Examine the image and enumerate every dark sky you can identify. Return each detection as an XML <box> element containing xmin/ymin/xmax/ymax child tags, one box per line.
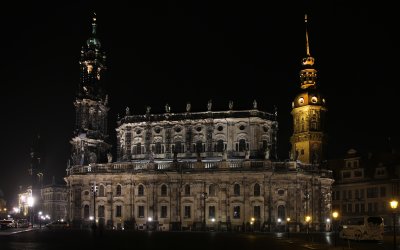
<box><xmin>0</xmin><ymin>1</ymin><xmax>399</xmax><ymax>204</ymax></box>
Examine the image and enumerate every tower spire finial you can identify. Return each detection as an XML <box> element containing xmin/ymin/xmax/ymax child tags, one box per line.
<box><xmin>305</xmin><ymin>14</ymin><xmax>310</xmax><ymax>56</ymax></box>
<box><xmin>92</xmin><ymin>12</ymin><xmax>97</xmax><ymax>35</ymax></box>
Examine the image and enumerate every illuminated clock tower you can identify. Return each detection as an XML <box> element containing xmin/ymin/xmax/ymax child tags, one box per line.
<box><xmin>290</xmin><ymin>15</ymin><xmax>327</xmax><ymax>165</ymax></box>
<box><xmin>70</xmin><ymin>13</ymin><xmax>111</xmax><ymax>166</ymax></box>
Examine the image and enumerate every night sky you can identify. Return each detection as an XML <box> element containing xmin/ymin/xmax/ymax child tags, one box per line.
<box><xmin>0</xmin><ymin>1</ymin><xmax>399</xmax><ymax>204</ymax></box>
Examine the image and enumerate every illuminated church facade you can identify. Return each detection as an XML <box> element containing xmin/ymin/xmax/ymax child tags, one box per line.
<box><xmin>65</xmin><ymin>15</ymin><xmax>333</xmax><ymax>231</ymax></box>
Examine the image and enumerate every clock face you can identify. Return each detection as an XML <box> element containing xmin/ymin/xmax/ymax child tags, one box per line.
<box><xmin>311</xmin><ymin>96</ymin><xmax>318</xmax><ymax>103</ymax></box>
<box><xmin>298</xmin><ymin>97</ymin><xmax>304</xmax><ymax>105</ymax></box>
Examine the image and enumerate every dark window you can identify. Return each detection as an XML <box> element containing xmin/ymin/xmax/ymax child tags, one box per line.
<box><xmin>254</xmin><ymin>183</ymin><xmax>261</xmax><ymax>196</ymax></box>
<box><xmin>161</xmin><ymin>184</ymin><xmax>167</xmax><ymax>196</ymax></box>
<box><xmin>360</xmin><ymin>204</ymin><xmax>365</xmax><ymax>213</ymax></box>
<box><xmin>239</xmin><ymin>139</ymin><xmax>246</xmax><ymax>152</ymax></box>
<box><xmin>209</xmin><ymin>206</ymin><xmax>215</xmax><ymax>219</ymax></box>
<box><xmin>99</xmin><ymin>185</ymin><xmax>105</xmax><ymax>197</ymax></box>
<box><xmin>155</xmin><ymin>142</ymin><xmax>162</xmax><ymax>154</ymax></box>
<box><xmin>84</xmin><ymin>205</ymin><xmax>90</xmax><ymax>219</ymax></box>
<box><xmin>136</xmin><ymin>143</ymin><xmax>142</xmax><ymax>154</ymax></box>
<box><xmin>175</xmin><ymin>127</ymin><xmax>181</xmax><ymax>133</ymax></box>
<box><xmin>116</xmin><ymin>185</ymin><xmax>122</xmax><ymax>196</ymax></box>
<box><xmin>239</xmin><ymin>125</ymin><xmax>245</xmax><ymax>130</ymax></box>
<box><xmin>254</xmin><ymin>206</ymin><xmax>261</xmax><ymax>219</ymax></box>
<box><xmin>196</xmin><ymin>141</ymin><xmax>203</xmax><ymax>153</ymax></box>
<box><xmin>342</xmin><ymin>171</ymin><xmax>351</xmax><ymax>178</ymax></box>
<box><xmin>175</xmin><ymin>141</ymin><xmax>183</xmax><ymax>153</ymax></box>
<box><xmin>277</xmin><ymin>205</ymin><xmax>285</xmax><ymax>219</ymax></box>
<box><xmin>354</xmin><ymin>170</ymin><xmax>362</xmax><ymax>177</ymax></box>
<box><xmin>196</xmin><ymin>127</ymin><xmax>202</xmax><ymax>132</ymax></box>
<box><xmin>161</xmin><ymin>206</ymin><xmax>167</xmax><ymax>218</ymax></box>
<box><xmin>209</xmin><ymin>184</ymin><xmax>216</xmax><ymax>197</ymax></box>
<box><xmin>216</xmin><ymin>140</ymin><xmax>224</xmax><ymax>152</ymax></box>
<box><xmin>116</xmin><ymin>205</ymin><xmax>122</xmax><ymax>217</ymax></box>
<box><xmin>233</xmin><ymin>206</ymin><xmax>240</xmax><ymax>219</ymax></box>
<box><xmin>184</xmin><ymin>185</ymin><xmax>190</xmax><ymax>196</ymax></box>
<box><xmin>360</xmin><ymin>189</ymin><xmax>364</xmax><ymax>199</ymax></box>
<box><xmin>355</xmin><ymin>204</ymin><xmax>360</xmax><ymax>213</ymax></box>
<box><xmin>138</xmin><ymin>185</ymin><xmax>144</xmax><ymax>196</ymax></box>
<box><xmin>278</xmin><ymin>189</ymin><xmax>285</xmax><ymax>196</ymax></box>
<box><xmin>234</xmin><ymin>184</ymin><xmax>240</xmax><ymax>196</ymax></box>
<box><xmin>184</xmin><ymin>206</ymin><xmax>191</xmax><ymax>218</ymax></box>
<box><xmin>138</xmin><ymin>206</ymin><xmax>144</xmax><ymax>218</ymax></box>
<box><xmin>380</xmin><ymin>187</ymin><xmax>386</xmax><ymax>197</ymax></box>
<box><xmin>301</xmin><ymin>149</ymin><xmax>304</xmax><ymax>155</ymax></box>
<box><xmin>98</xmin><ymin>205</ymin><xmax>105</xmax><ymax>218</ymax></box>
<box><xmin>217</xmin><ymin>126</ymin><xmax>223</xmax><ymax>131</ymax></box>
<box><xmin>367</xmin><ymin>187</ymin><xmax>378</xmax><ymax>198</ymax></box>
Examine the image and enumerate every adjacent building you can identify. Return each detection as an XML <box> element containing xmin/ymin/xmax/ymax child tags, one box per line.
<box><xmin>65</xmin><ymin>15</ymin><xmax>334</xmax><ymax>231</ymax></box>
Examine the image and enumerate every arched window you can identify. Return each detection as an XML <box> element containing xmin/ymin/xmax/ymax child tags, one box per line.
<box><xmin>209</xmin><ymin>184</ymin><xmax>216</xmax><ymax>196</ymax></box>
<box><xmin>136</xmin><ymin>143</ymin><xmax>142</xmax><ymax>155</ymax></box>
<box><xmin>254</xmin><ymin>183</ymin><xmax>261</xmax><ymax>196</ymax></box>
<box><xmin>196</xmin><ymin>141</ymin><xmax>203</xmax><ymax>153</ymax></box>
<box><xmin>277</xmin><ymin>205</ymin><xmax>285</xmax><ymax>220</ymax></box>
<box><xmin>175</xmin><ymin>141</ymin><xmax>183</xmax><ymax>153</ymax></box>
<box><xmin>99</xmin><ymin>185</ymin><xmax>105</xmax><ymax>197</ymax></box>
<box><xmin>184</xmin><ymin>184</ymin><xmax>190</xmax><ymax>196</ymax></box>
<box><xmin>98</xmin><ymin>205</ymin><xmax>105</xmax><ymax>218</ymax></box>
<box><xmin>116</xmin><ymin>184</ymin><xmax>122</xmax><ymax>196</ymax></box>
<box><xmin>84</xmin><ymin>204</ymin><xmax>90</xmax><ymax>219</ymax></box>
<box><xmin>138</xmin><ymin>184</ymin><xmax>144</xmax><ymax>196</ymax></box>
<box><xmin>216</xmin><ymin>140</ymin><xmax>224</xmax><ymax>152</ymax></box>
<box><xmin>161</xmin><ymin>184</ymin><xmax>167</xmax><ymax>196</ymax></box>
<box><xmin>155</xmin><ymin>142</ymin><xmax>162</xmax><ymax>154</ymax></box>
<box><xmin>239</xmin><ymin>139</ymin><xmax>246</xmax><ymax>152</ymax></box>
<box><xmin>234</xmin><ymin>184</ymin><xmax>240</xmax><ymax>196</ymax></box>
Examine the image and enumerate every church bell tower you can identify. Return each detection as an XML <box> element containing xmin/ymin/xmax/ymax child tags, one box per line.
<box><xmin>70</xmin><ymin>13</ymin><xmax>111</xmax><ymax>166</ymax></box>
<box><xmin>290</xmin><ymin>15</ymin><xmax>327</xmax><ymax>165</ymax></box>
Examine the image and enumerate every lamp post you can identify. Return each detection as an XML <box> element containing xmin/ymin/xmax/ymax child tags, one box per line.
<box><xmin>38</xmin><ymin>211</ymin><xmax>42</xmax><ymax>229</ymax></box>
<box><xmin>27</xmin><ymin>197</ymin><xmax>34</xmax><ymax>227</ymax></box>
<box><xmin>332</xmin><ymin>211</ymin><xmax>339</xmax><ymax>247</ymax></box>
<box><xmin>390</xmin><ymin>200</ymin><xmax>398</xmax><ymax>250</ymax></box>
<box><xmin>305</xmin><ymin>216</ymin><xmax>311</xmax><ymax>237</ymax></box>
<box><xmin>201</xmin><ymin>192</ymin><xmax>208</xmax><ymax>231</ymax></box>
<box><xmin>286</xmin><ymin>217</ymin><xmax>291</xmax><ymax>238</ymax></box>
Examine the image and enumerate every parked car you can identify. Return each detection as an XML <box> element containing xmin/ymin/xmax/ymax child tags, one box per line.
<box><xmin>45</xmin><ymin>220</ymin><xmax>69</xmax><ymax>229</ymax></box>
<box><xmin>16</xmin><ymin>219</ymin><xmax>30</xmax><ymax>228</ymax></box>
<box><xmin>0</xmin><ymin>219</ymin><xmax>15</xmax><ymax>230</ymax></box>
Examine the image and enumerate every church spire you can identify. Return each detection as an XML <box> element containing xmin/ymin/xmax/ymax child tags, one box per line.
<box><xmin>299</xmin><ymin>14</ymin><xmax>317</xmax><ymax>89</ymax></box>
<box><xmin>91</xmin><ymin>12</ymin><xmax>97</xmax><ymax>36</ymax></box>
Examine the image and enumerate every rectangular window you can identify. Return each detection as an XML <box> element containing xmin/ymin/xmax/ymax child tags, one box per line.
<box><xmin>355</xmin><ymin>190</ymin><xmax>359</xmax><ymax>199</ymax></box>
<box><xmin>208</xmin><ymin>206</ymin><xmax>215</xmax><ymax>219</ymax></box>
<box><xmin>161</xmin><ymin>206</ymin><xmax>167</xmax><ymax>218</ymax></box>
<box><xmin>116</xmin><ymin>205</ymin><xmax>122</xmax><ymax>217</ymax></box>
<box><xmin>342</xmin><ymin>190</ymin><xmax>347</xmax><ymax>200</ymax></box>
<box><xmin>360</xmin><ymin>204</ymin><xmax>365</xmax><ymax>213</ymax></box>
<box><xmin>138</xmin><ymin>205</ymin><xmax>144</xmax><ymax>218</ymax></box>
<box><xmin>380</xmin><ymin>187</ymin><xmax>386</xmax><ymax>197</ymax></box>
<box><xmin>360</xmin><ymin>189</ymin><xmax>364</xmax><ymax>199</ymax></box>
<box><xmin>233</xmin><ymin>206</ymin><xmax>240</xmax><ymax>219</ymax></box>
<box><xmin>368</xmin><ymin>203</ymin><xmax>372</xmax><ymax>212</ymax></box>
<box><xmin>367</xmin><ymin>187</ymin><xmax>378</xmax><ymax>198</ymax></box>
<box><xmin>254</xmin><ymin>206</ymin><xmax>261</xmax><ymax>219</ymax></box>
<box><xmin>348</xmin><ymin>190</ymin><xmax>352</xmax><ymax>199</ymax></box>
<box><xmin>347</xmin><ymin>204</ymin><xmax>352</xmax><ymax>213</ymax></box>
<box><xmin>355</xmin><ymin>204</ymin><xmax>359</xmax><ymax>213</ymax></box>
<box><xmin>184</xmin><ymin>206</ymin><xmax>191</xmax><ymax>218</ymax></box>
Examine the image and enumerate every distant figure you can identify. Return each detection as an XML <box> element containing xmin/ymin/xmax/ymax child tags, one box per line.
<box><xmin>146</xmin><ymin>106</ymin><xmax>151</xmax><ymax>114</ymax></box>
<box><xmin>253</xmin><ymin>99</ymin><xmax>257</xmax><ymax>109</ymax></box>
<box><xmin>89</xmin><ymin>152</ymin><xmax>97</xmax><ymax>164</ymax></box>
<box><xmin>207</xmin><ymin>100</ymin><xmax>212</xmax><ymax>111</ymax></box>
<box><xmin>186</xmin><ymin>102</ymin><xmax>191</xmax><ymax>112</ymax></box>
<box><xmin>126</xmin><ymin>107</ymin><xmax>130</xmax><ymax>116</ymax></box>
<box><xmin>229</xmin><ymin>100</ymin><xmax>234</xmax><ymax>110</ymax></box>
<box><xmin>165</xmin><ymin>103</ymin><xmax>171</xmax><ymax>113</ymax></box>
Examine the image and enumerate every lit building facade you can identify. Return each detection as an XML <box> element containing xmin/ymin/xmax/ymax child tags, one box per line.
<box><xmin>65</xmin><ymin>15</ymin><xmax>334</xmax><ymax>231</ymax></box>
<box><xmin>40</xmin><ymin>183</ymin><xmax>68</xmax><ymax>221</ymax></box>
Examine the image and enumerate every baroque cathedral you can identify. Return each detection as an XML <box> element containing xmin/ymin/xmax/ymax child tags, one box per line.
<box><xmin>65</xmin><ymin>15</ymin><xmax>333</xmax><ymax>231</ymax></box>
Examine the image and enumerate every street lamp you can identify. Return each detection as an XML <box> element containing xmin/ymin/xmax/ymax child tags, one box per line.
<box><xmin>27</xmin><ymin>197</ymin><xmax>34</xmax><ymax>227</ymax></box>
<box><xmin>286</xmin><ymin>217</ymin><xmax>291</xmax><ymax>238</ymax></box>
<box><xmin>38</xmin><ymin>211</ymin><xmax>42</xmax><ymax>228</ymax></box>
<box><xmin>332</xmin><ymin>211</ymin><xmax>339</xmax><ymax>247</ymax></box>
<box><xmin>390</xmin><ymin>200</ymin><xmax>398</xmax><ymax>250</ymax></box>
<box><xmin>305</xmin><ymin>216</ymin><xmax>311</xmax><ymax>234</ymax></box>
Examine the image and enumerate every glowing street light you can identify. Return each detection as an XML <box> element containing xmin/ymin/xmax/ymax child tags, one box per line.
<box><xmin>332</xmin><ymin>211</ymin><xmax>339</xmax><ymax>247</ymax></box>
<box><xmin>390</xmin><ymin>200</ymin><xmax>398</xmax><ymax>250</ymax></box>
<box><xmin>305</xmin><ymin>216</ymin><xmax>311</xmax><ymax>235</ymax></box>
<box><xmin>286</xmin><ymin>217</ymin><xmax>291</xmax><ymax>238</ymax></box>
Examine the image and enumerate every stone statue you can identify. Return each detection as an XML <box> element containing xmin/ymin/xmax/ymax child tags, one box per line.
<box><xmin>146</xmin><ymin>106</ymin><xmax>151</xmax><ymax>115</ymax></box>
<box><xmin>89</xmin><ymin>152</ymin><xmax>97</xmax><ymax>164</ymax></box>
<box><xmin>253</xmin><ymin>99</ymin><xmax>257</xmax><ymax>109</ymax></box>
<box><xmin>165</xmin><ymin>103</ymin><xmax>171</xmax><ymax>113</ymax></box>
<box><xmin>126</xmin><ymin>107</ymin><xmax>130</xmax><ymax>116</ymax></box>
<box><xmin>245</xmin><ymin>150</ymin><xmax>250</xmax><ymax>160</ymax></box>
<box><xmin>274</xmin><ymin>105</ymin><xmax>278</xmax><ymax>116</ymax></box>
<box><xmin>107</xmin><ymin>152</ymin><xmax>113</xmax><ymax>163</ymax></box>
<box><xmin>265</xmin><ymin>148</ymin><xmax>270</xmax><ymax>160</ymax></box>
<box><xmin>207</xmin><ymin>100</ymin><xmax>212</xmax><ymax>111</ymax></box>
<box><xmin>229</xmin><ymin>100</ymin><xmax>233</xmax><ymax>110</ymax></box>
<box><xmin>222</xmin><ymin>149</ymin><xmax>228</xmax><ymax>161</ymax></box>
<box><xmin>186</xmin><ymin>102</ymin><xmax>191</xmax><ymax>112</ymax></box>
<box><xmin>149</xmin><ymin>151</ymin><xmax>155</xmax><ymax>163</ymax></box>
<box><xmin>173</xmin><ymin>151</ymin><xmax>178</xmax><ymax>162</ymax></box>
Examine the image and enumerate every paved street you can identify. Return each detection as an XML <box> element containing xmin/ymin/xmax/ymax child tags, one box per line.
<box><xmin>0</xmin><ymin>228</ymin><xmax>395</xmax><ymax>250</ymax></box>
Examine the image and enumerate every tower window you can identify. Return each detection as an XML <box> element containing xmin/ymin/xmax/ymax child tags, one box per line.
<box><xmin>238</xmin><ymin>139</ymin><xmax>246</xmax><ymax>152</ymax></box>
<box><xmin>301</xmin><ymin>149</ymin><xmax>304</xmax><ymax>155</ymax></box>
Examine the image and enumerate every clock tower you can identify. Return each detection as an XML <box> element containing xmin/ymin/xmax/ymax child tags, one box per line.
<box><xmin>290</xmin><ymin>15</ymin><xmax>327</xmax><ymax>165</ymax></box>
